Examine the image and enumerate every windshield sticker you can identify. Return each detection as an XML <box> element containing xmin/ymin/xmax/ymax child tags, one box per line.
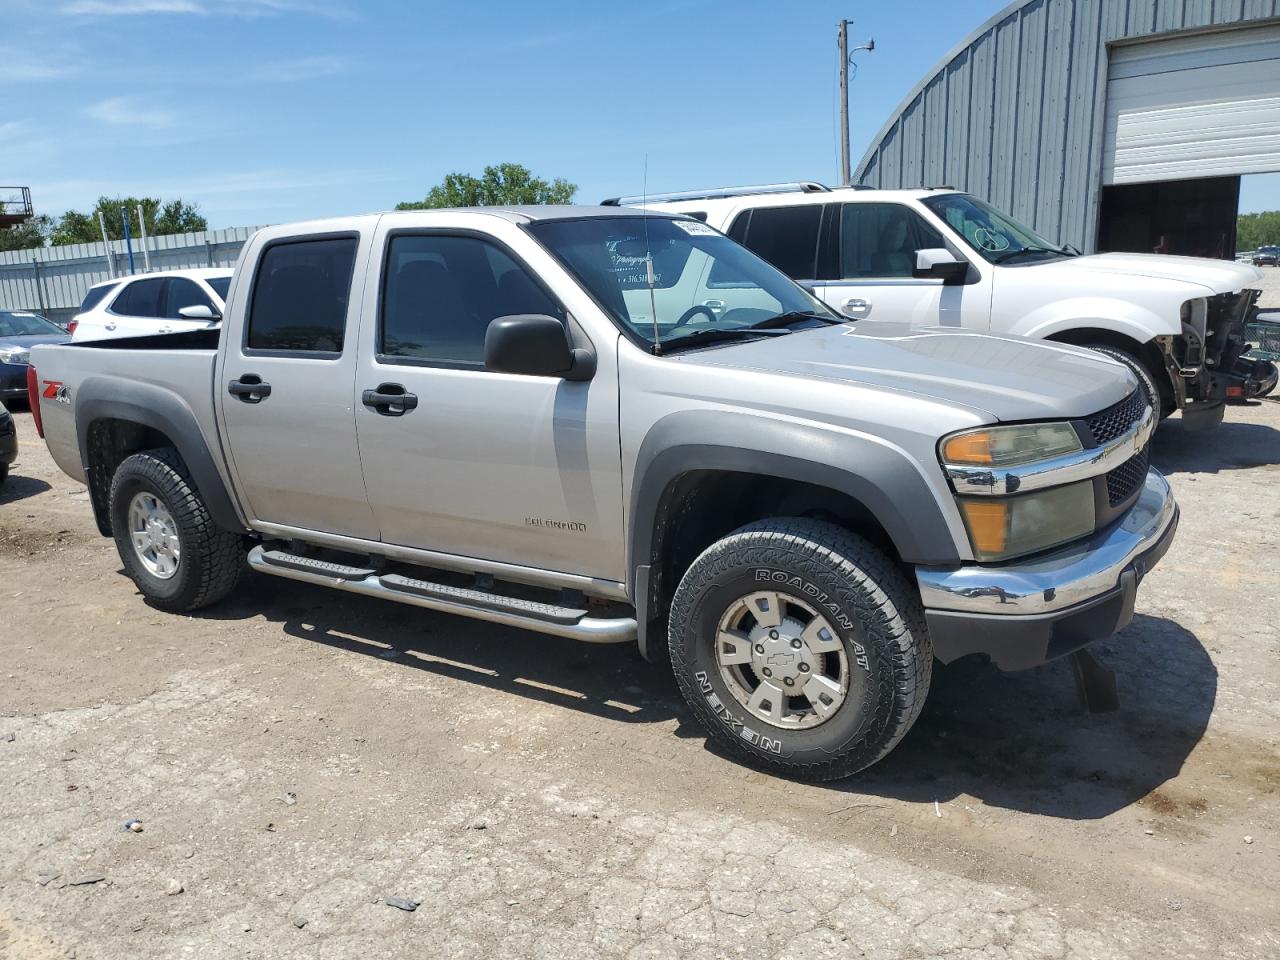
<box><xmin>673</xmin><ymin>220</ymin><xmax>717</xmax><ymax>236</ymax></box>
<box><xmin>972</xmin><ymin>228</ymin><xmax>1010</xmax><ymax>252</ymax></box>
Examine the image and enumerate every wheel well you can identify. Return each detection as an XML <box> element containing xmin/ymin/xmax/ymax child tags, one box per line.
<box><xmin>1045</xmin><ymin>327</ymin><xmax>1174</xmax><ymax>411</ymax></box>
<box><xmin>643</xmin><ymin>471</ymin><xmax>901</xmax><ymax>650</ymax></box>
<box><xmin>84</xmin><ymin>418</ymin><xmax>177</xmax><ymax>536</ymax></box>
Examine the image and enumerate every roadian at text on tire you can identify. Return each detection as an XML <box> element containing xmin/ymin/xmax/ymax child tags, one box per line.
<box><xmin>29</xmin><ymin>205</ymin><xmax>1178</xmax><ymax>779</ymax></box>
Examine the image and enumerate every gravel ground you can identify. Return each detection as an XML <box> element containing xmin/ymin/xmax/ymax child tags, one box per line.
<box><xmin>1251</xmin><ymin>264</ymin><xmax>1280</xmax><ymax>308</ymax></box>
<box><xmin>1</xmin><ymin>401</ymin><xmax>1278</xmax><ymax>960</ymax></box>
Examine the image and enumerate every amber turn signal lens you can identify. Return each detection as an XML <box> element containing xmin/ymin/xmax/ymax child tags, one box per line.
<box><xmin>942</xmin><ymin>431</ymin><xmax>993</xmax><ymax>465</ymax></box>
<box><xmin>958</xmin><ymin>500</ymin><xmax>1008</xmax><ymax>556</ymax></box>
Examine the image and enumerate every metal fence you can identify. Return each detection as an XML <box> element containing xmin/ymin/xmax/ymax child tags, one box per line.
<box><xmin>0</xmin><ymin>226</ymin><xmax>262</xmax><ymax>326</ymax></box>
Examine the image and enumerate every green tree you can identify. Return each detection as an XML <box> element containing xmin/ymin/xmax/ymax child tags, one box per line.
<box><xmin>49</xmin><ymin>196</ymin><xmax>208</xmax><ymax>246</ymax></box>
<box><xmin>0</xmin><ymin>215</ymin><xmax>52</xmax><ymax>252</ymax></box>
<box><xmin>1237</xmin><ymin>210</ymin><xmax>1280</xmax><ymax>252</ymax></box>
<box><xmin>396</xmin><ymin>163</ymin><xmax>576</xmax><ymax>210</ymax></box>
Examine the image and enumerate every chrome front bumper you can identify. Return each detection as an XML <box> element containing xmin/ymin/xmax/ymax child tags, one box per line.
<box><xmin>916</xmin><ymin>470</ymin><xmax>1178</xmax><ymax>670</ymax></box>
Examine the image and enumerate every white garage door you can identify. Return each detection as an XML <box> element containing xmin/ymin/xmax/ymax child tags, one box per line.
<box><xmin>1104</xmin><ymin>23</ymin><xmax>1280</xmax><ymax>185</ymax></box>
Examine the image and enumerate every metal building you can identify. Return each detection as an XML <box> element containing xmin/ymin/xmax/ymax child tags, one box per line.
<box><xmin>855</xmin><ymin>0</ymin><xmax>1280</xmax><ymax>256</ymax></box>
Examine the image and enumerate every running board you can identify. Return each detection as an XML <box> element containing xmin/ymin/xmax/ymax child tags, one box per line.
<box><xmin>259</xmin><ymin>550</ymin><xmax>375</xmax><ymax>580</ymax></box>
<box><xmin>247</xmin><ymin>546</ymin><xmax>635</xmax><ymax>644</ymax></box>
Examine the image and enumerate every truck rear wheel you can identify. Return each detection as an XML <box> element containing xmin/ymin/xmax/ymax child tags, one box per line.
<box><xmin>109</xmin><ymin>448</ymin><xmax>242</xmax><ymax>612</ymax></box>
<box><xmin>668</xmin><ymin>518</ymin><xmax>931</xmax><ymax>781</ymax></box>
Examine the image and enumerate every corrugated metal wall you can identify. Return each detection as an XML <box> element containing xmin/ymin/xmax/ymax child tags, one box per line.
<box><xmin>854</xmin><ymin>0</ymin><xmax>1280</xmax><ymax>252</ymax></box>
<box><xmin>0</xmin><ymin>226</ymin><xmax>260</xmax><ymax>324</ymax></box>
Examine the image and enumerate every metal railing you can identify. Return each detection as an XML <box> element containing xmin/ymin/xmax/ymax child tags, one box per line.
<box><xmin>0</xmin><ymin>187</ymin><xmax>34</xmax><ymax>222</ymax></box>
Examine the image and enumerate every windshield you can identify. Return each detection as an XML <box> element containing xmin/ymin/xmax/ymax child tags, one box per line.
<box><xmin>0</xmin><ymin>311</ymin><xmax>62</xmax><ymax>336</ymax></box>
<box><xmin>921</xmin><ymin>194</ymin><xmax>1068</xmax><ymax>264</ymax></box>
<box><xmin>206</xmin><ymin>276</ymin><xmax>231</xmax><ymax>302</ymax></box>
<box><xmin>527</xmin><ymin>216</ymin><xmax>836</xmax><ymax>349</ymax></box>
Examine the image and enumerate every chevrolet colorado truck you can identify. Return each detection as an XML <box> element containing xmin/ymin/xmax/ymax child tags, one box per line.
<box><xmin>28</xmin><ymin>206</ymin><xmax>1178</xmax><ymax>780</ymax></box>
<box><xmin>620</xmin><ymin>182</ymin><xmax>1278</xmax><ymax>429</ymax></box>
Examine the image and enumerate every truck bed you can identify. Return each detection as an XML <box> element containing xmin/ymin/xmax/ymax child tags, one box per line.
<box><xmin>30</xmin><ymin>333</ymin><xmax>223</xmax><ymax>488</ymax></box>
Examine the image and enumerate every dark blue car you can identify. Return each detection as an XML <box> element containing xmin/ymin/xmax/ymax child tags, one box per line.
<box><xmin>0</xmin><ymin>310</ymin><xmax>69</xmax><ymax>402</ymax></box>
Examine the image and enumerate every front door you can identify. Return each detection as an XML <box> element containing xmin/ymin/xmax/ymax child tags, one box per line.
<box><xmin>814</xmin><ymin>201</ymin><xmax>989</xmax><ymax>330</ymax></box>
<box><xmin>217</xmin><ymin>230</ymin><xmax>379</xmax><ymax>540</ymax></box>
<box><xmin>353</xmin><ymin>225</ymin><xmax>623</xmax><ymax>581</ymax></box>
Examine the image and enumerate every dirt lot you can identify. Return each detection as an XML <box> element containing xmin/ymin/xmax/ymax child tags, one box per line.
<box><xmin>1251</xmin><ymin>264</ymin><xmax>1280</xmax><ymax>308</ymax></box>
<box><xmin>1</xmin><ymin>401</ymin><xmax>1278</xmax><ymax>960</ymax></box>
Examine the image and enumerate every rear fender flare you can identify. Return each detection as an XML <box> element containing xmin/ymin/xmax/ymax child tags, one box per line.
<box><xmin>74</xmin><ymin>377</ymin><xmax>248</xmax><ymax>535</ymax></box>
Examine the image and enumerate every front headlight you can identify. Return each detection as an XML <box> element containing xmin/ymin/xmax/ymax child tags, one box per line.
<box><xmin>941</xmin><ymin>422</ymin><xmax>1082</xmax><ymax>467</ymax></box>
<box><xmin>0</xmin><ymin>347</ymin><xmax>30</xmax><ymax>365</ymax></box>
<box><xmin>957</xmin><ymin>481</ymin><xmax>1096</xmax><ymax>561</ymax></box>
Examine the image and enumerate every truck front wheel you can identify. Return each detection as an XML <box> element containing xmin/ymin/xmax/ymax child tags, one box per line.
<box><xmin>668</xmin><ymin>518</ymin><xmax>931</xmax><ymax>781</ymax></box>
<box><xmin>1085</xmin><ymin>344</ymin><xmax>1169</xmax><ymax>418</ymax></box>
<box><xmin>108</xmin><ymin>448</ymin><xmax>242</xmax><ymax>612</ymax></box>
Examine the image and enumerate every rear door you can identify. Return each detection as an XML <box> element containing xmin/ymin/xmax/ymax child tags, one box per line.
<box><xmin>352</xmin><ymin>220</ymin><xmax>623</xmax><ymax>580</ymax></box>
<box><xmin>216</xmin><ymin>229</ymin><xmax>379</xmax><ymax>540</ymax></box>
<box><xmin>104</xmin><ymin>277</ymin><xmax>170</xmax><ymax>337</ymax></box>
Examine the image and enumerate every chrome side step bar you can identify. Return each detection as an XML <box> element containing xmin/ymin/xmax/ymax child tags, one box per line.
<box><xmin>248</xmin><ymin>546</ymin><xmax>636</xmax><ymax>645</ymax></box>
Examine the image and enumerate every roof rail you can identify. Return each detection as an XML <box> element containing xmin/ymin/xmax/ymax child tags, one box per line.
<box><xmin>600</xmin><ymin>182</ymin><xmax>831</xmax><ymax>206</ymax></box>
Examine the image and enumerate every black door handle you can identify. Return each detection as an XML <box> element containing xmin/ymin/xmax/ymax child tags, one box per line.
<box><xmin>362</xmin><ymin>382</ymin><xmax>418</xmax><ymax>416</ymax></box>
<box><xmin>229</xmin><ymin>374</ymin><xmax>271</xmax><ymax>403</ymax></box>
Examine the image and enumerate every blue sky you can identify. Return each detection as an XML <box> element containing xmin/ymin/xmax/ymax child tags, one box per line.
<box><xmin>4</xmin><ymin>0</ymin><xmax>1278</xmax><ymax>229</ymax></box>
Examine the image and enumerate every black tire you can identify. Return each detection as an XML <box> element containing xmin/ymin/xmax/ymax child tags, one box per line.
<box><xmin>668</xmin><ymin>518</ymin><xmax>931</xmax><ymax>781</ymax></box>
<box><xmin>109</xmin><ymin>448</ymin><xmax>242</xmax><ymax>612</ymax></box>
<box><xmin>1085</xmin><ymin>344</ymin><xmax>1168</xmax><ymax>418</ymax></box>
<box><xmin>0</xmin><ymin>464</ymin><xmax>7</xmax><ymax>487</ymax></box>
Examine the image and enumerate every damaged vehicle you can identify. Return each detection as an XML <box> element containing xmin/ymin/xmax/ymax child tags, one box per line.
<box><xmin>623</xmin><ymin>183</ymin><xmax>1279</xmax><ymax>429</ymax></box>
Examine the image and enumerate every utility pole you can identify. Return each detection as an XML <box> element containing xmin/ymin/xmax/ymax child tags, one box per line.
<box><xmin>839</xmin><ymin>20</ymin><xmax>850</xmax><ymax>186</ymax></box>
<box><xmin>838</xmin><ymin>20</ymin><xmax>875</xmax><ymax>187</ymax></box>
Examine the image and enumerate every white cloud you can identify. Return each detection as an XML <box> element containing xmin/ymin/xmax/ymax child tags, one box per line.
<box><xmin>0</xmin><ymin>53</ymin><xmax>79</xmax><ymax>81</ymax></box>
<box><xmin>86</xmin><ymin>96</ymin><xmax>176</xmax><ymax>129</ymax></box>
<box><xmin>60</xmin><ymin>0</ymin><xmax>356</xmax><ymax>16</ymax></box>
<box><xmin>62</xmin><ymin>0</ymin><xmax>203</xmax><ymax>13</ymax></box>
<box><xmin>244</xmin><ymin>54</ymin><xmax>348</xmax><ymax>82</ymax></box>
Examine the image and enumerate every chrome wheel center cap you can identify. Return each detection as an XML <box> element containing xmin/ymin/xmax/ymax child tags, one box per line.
<box><xmin>749</xmin><ymin>617</ymin><xmax>816</xmax><ymax>687</ymax></box>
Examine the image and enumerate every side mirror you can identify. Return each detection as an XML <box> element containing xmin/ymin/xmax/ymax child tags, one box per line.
<box><xmin>913</xmin><ymin>248</ymin><xmax>969</xmax><ymax>285</ymax></box>
<box><xmin>484</xmin><ymin>314</ymin><xmax>595</xmax><ymax>381</ymax></box>
<box><xmin>178</xmin><ymin>304</ymin><xmax>221</xmax><ymax>321</ymax></box>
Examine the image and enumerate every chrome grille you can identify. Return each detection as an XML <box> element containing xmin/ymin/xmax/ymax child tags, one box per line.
<box><xmin>1106</xmin><ymin>446</ymin><xmax>1149</xmax><ymax>506</ymax></box>
<box><xmin>1086</xmin><ymin>390</ymin><xmax>1147</xmax><ymax>446</ymax></box>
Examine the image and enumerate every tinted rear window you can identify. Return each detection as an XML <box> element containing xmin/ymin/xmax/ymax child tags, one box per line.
<box><xmin>738</xmin><ymin>205</ymin><xmax>822</xmax><ymax>279</ymax></box>
<box><xmin>79</xmin><ymin>283</ymin><xmax>119</xmax><ymax>313</ymax></box>
<box><xmin>110</xmin><ymin>278</ymin><xmax>166</xmax><ymax>318</ymax></box>
<box><xmin>247</xmin><ymin>237</ymin><xmax>357</xmax><ymax>353</ymax></box>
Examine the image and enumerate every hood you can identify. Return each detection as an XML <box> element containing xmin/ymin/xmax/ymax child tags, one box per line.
<box><xmin>678</xmin><ymin>323</ymin><xmax>1134</xmax><ymax>422</ymax></box>
<box><xmin>1038</xmin><ymin>253</ymin><xmax>1262</xmax><ymax>295</ymax></box>
<box><xmin>0</xmin><ymin>333</ymin><xmax>69</xmax><ymax>352</ymax></box>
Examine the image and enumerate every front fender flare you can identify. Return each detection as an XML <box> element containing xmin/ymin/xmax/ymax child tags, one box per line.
<box><xmin>628</xmin><ymin>410</ymin><xmax>963</xmax><ymax>589</ymax></box>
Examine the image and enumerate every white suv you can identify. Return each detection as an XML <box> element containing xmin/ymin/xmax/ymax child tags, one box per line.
<box><xmin>625</xmin><ymin>183</ymin><xmax>1276</xmax><ymax>427</ymax></box>
<box><xmin>70</xmin><ymin>268</ymin><xmax>233</xmax><ymax>341</ymax></box>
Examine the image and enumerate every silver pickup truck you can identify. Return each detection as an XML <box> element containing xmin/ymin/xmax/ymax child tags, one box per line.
<box><xmin>28</xmin><ymin>206</ymin><xmax>1178</xmax><ymax>780</ymax></box>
